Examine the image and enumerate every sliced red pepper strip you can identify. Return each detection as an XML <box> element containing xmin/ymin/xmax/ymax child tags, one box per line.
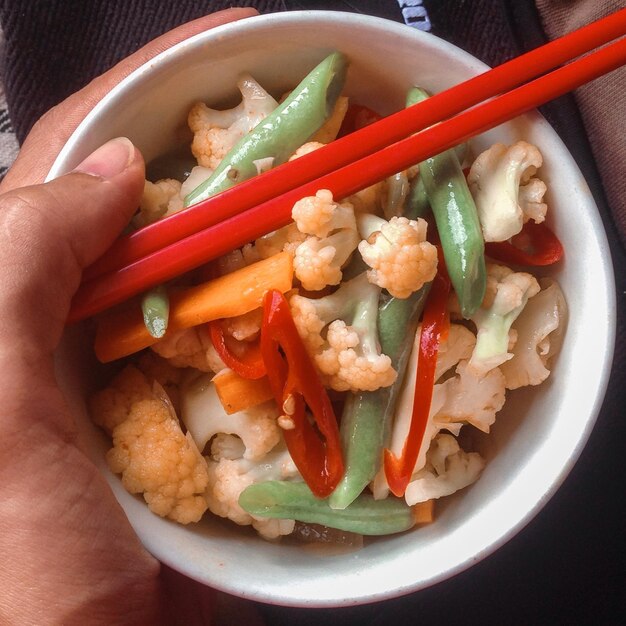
<box><xmin>337</xmin><ymin>103</ymin><xmax>383</xmax><ymax>137</ymax></box>
<box><xmin>484</xmin><ymin>221</ymin><xmax>564</xmax><ymax>266</ymax></box>
<box><xmin>383</xmin><ymin>268</ymin><xmax>451</xmax><ymax>497</ymax></box>
<box><xmin>260</xmin><ymin>289</ymin><xmax>344</xmax><ymax>498</ymax></box>
<box><xmin>208</xmin><ymin>320</ymin><xmax>266</xmax><ymax>380</ymax></box>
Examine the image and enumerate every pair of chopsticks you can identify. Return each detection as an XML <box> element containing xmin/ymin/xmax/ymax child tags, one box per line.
<box><xmin>68</xmin><ymin>7</ymin><xmax>626</xmax><ymax>323</ymax></box>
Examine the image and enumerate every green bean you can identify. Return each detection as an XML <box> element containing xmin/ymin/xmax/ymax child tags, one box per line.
<box><xmin>141</xmin><ymin>286</ymin><xmax>169</xmax><ymax>338</ymax></box>
<box><xmin>405</xmin><ymin>174</ymin><xmax>430</xmax><ymax>219</ymax></box>
<box><xmin>328</xmin><ymin>284</ymin><xmax>430</xmax><ymax>510</ymax></box>
<box><xmin>239</xmin><ymin>481</ymin><xmax>416</xmax><ymax>535</ymax></box>
<box><xmin>405</xmin><ymin>87</ymin><xmax>468</xmax><ymax>169</ymax></box>
<box><xmin>409</xmin><ymin>86</ymin><xmax>486</xmax><ymax>318</ymax></box>
<box><xmin>184</xmin><ymin>52</ymin><xmax>348</xmax><ymax>207</ymax></box>
<box><xmin>404</xmin><ymin>142</ymin><xmax>467</xmax><ymax>221</ymax></box>
<box><xmin>382</xmin><ymin>170</ymin><xmax>410</xmax><ymax>218</ymax></box>
<box><xmin>402</xmin><ymin>88</ymin><xmax>431</xmax><ymax>220</ymax></box>
<box><xmin>453</xmin><ymin>140</ymin><xmax>469</xmax><ymax>166</ymax></box>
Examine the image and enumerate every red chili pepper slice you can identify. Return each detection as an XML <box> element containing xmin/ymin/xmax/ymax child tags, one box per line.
<box><xmin>383</xmin><ymin>268</ymin><xmax>451</xmax><ymax>497</ymax></box>
<box><xmin>208</xmin><ymin>320</ymin><xmax>266</xmax><ymax>380</ymax></box>
<box><xmin>260</xmin><ymin>289</ymin><xmax>344</xmax><ymax>498</ymax></box>
<box><xmin>485</xmin><ymin>221</ymin><xmax>564</xmax><ymax>266</ymax></box>
<box><xmin>337</xmin><ymin>104</ymin><xmax>383</xmax><ymax>137</ymax></box>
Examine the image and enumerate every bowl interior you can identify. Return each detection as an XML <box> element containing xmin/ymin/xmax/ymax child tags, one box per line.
<box><xmin>51</xmin><ymin>11</ymin><xmax>615</xmax><ymax>607</ymax></box>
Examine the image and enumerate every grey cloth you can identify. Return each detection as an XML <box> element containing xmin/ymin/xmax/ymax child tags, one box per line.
<box><xmin>536</xmin><ymin>0</ymin><xmax>626</xmax><ymax>247</ymax></box>
<box><xmin>0</xmin><ymin>26</ymin><xmax>19</xmax><ymax>179</ymax></box>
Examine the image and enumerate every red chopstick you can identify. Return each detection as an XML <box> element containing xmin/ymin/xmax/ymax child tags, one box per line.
<box><xmin>68</xmin><ymin>15</ymin><xmax>626</xmax><ymax>323</ymax></box>
<box><xmin>82</xmin><ymin>7</ymin><xmax>626</xmax><ymax>283</ymax></box>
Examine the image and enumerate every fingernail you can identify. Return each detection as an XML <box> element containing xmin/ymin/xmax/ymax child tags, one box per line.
<box><xmin>73</xmin><ymin>137</ymin><xmax>135</xmax><ymax>179</ymax></box>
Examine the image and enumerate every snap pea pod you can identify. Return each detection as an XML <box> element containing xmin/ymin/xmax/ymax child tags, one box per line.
<box><xmin>409</xmin><ymin>87</ymin><xmax>486</xmax><ymax>318</ymax></box>
<box><xmin>328</xmin><ymin>284</ymin><xmax>430</xmax><ymax>510</ymax></box>
<box><xmin>184</xmin><ymin>52</ymin><xmax>348</xmax><ymax>207</ymax></box>
<box><xmin>239</xmin><ymin>480</ymin><xmax>416</xmax><ymax>535</ymax></box>
<box><xmin>141</xmin><ymin>285</ymin><xmax>169</xmax><ymax>338</ymax></box>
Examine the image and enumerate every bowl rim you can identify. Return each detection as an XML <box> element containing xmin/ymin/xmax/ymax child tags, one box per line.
<box><xmin>50</xmin><ymin>10</ymin><xmax>617</xmax><ymax>607</ymax></box>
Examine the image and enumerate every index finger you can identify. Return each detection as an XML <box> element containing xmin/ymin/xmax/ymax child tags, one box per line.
<box><xmin>1</xmin><ymin>8</ymin><xmax>258</xmax><ymax>192</ymax></box>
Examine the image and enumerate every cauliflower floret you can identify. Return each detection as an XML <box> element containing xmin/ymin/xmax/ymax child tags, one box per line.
<box><xmin>384</xmin><ymin>326</ymin><xmax>478</xmax><ymax>466</ymax></box>
<box><xmin>294</xmin><ymin>229</ymin><xmax>360</xmax><ymax>291</ymax></box>
<box><xmin>292</xmin><ymin>189</ymin><xmax>357</xmax><ymax>238</ymax></box>
<box><xmin>188</xmin><ymin>74</ymin><xmax>278</xmax><ymax>170</ymax></box>
<box><xmin>180</xmin><ymin>373</ymin><xmax>281</xmax><ymax>460</ymax></box>
<box><xmin>134</xmin><ymin>350</ymin><xmax>185</xmax><ymax>413</ymax></box>
<box><xmin>205</xmin><ymin>437</ymin><xmax>300</xmax><ymax>540</ymax></box>
<box><xmin>372</xmin><ymin>324</ymin><xmax>502</xmax><ymax>500</ymax></box>
<box><xmin>288</xmin><ymin>296</ymin><xmax>326</xmax><ymax>353</ymax></box>
<box><xmin>433</xmin><ymin>323</ymin><xmax>477</xmax><ymax>381</ymax></box>
<box><xmin>135</xmin><ymin>350</ymin><xmax>184</xmax><ymax>387</ymax></box>
<box><xmin>315</xmin><ymin>318</ymin><xmax>397</xmax><ymax>391</ymax></box>
<box><xmin>151</xmin><ymin>326</ymin><xmax>225</xmax><ymax>373</ymax></box>
<box><xmin>215</xmin><ymin>248</ymin><xmax>248</xmax><ymax>275</ymax></box>
<box><xmin>435</xmin><ymin>360</ymin><xmax>506</xmax><ymax>433</ymax></box>
<box><xmin>289</xmin><ymin>272</ymin><xmax>396</xmax><ymax>392</ymax></box>
<box><xmin>136</xmin><ymin>178</ymin><xmax>184</xmax><ymax>227</ymax></box>
<box><xmin>222</xmin><ymin>308</ymin><xmax>263</xmax><ymax>342</ymax></box>
<box><xmin>289</xmin><ymin>141</ymin><xmax>326</xmax><ymax>161</ymax></box>
<box><xmin>89</xmin><ymin>366</ymin><xmax>209</xmax><ymax>524</ymax></box>
<box><xmin>90</xmin><ymin>364</ymin><xmax>153</xmax><ymax>434</ymax></box>
<box><xmin>291</xmin><ymin>190</ymin><xmax>359</xmax><ymax>291</ymax></box>
<box><xmin>467</xmin><ymin>140</ymin><xmax>548</xmax><ymax>242</ymax></box>
<box><xmin>357</xmin><ymin>214</ymin><xmax>438</xmax><ymax>298</ymax></box>
<box><xmin>518</xmin><ymin>177</ymin><xmax>548</xmax><ymax>224</ymax></box>
<box><xmin>211</xmin><ymin>433</ymin><xmax>246</xmax><ymax>460</ymax></box>
<box><xmin>345</xmin><ymin>182</ymin><xmax>384</xmax><ymax>215</ymax></box>
<box><xmin>500</xmin><ymin>279</ymin><xmax>567</xmax><ymax>389</ymax></box>
<box><xmin>465</xmin><ymin>263</ymin><xmax>541</xmax><ymax>376</ymax></box>
<box><xmin>242</xmin><ymin>223</ymin><xmax>308</xmax><ymax>264</ymax></box>
<box><xmin>180</xmin><ymin>165</ymin><xmax>213</xmax><ymax>199</ymax></box>
<box><xmin>404</xmin><ymin>433</ymin><xmax>485</xmax><ymax>506</ymax></box>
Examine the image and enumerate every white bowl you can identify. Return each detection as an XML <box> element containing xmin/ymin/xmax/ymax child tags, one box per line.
<box><xmin>49</xmin><ymin>11</ymin><xmax>615</xmax><ymax>608</ymax></box>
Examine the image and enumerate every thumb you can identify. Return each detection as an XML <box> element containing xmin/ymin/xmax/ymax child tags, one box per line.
<box><xmin>0</xmin><ymin>137</ymin><xmax>145</xmax><ymax>357</ymax></box>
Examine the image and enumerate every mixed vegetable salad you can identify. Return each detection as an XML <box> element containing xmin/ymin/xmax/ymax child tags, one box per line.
<box><xmin>89</xmin><ymin>52</ymin><xmax>566</xmax><ymax>542</ymax></box>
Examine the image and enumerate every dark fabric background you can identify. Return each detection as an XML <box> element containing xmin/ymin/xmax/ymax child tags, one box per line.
<box><xmin>0</xmin><ymin>1</ymin><xmax>624</xmax><ymax>624</ymax></box>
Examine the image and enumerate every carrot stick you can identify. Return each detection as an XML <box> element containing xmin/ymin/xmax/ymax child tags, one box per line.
<box><xmin>412</xmin><ymin>500</ymin><xmax>435</xmax><ymax>525</ymax></box>
<box><xmin>94</xmin><ymin>252</ymin><xmax>293</xmax><ymax>363</ymax></box>
<box><xmin>213</xmin><ymin>368</ymin><xmax>274</xmax><ymax>414</ymax></box>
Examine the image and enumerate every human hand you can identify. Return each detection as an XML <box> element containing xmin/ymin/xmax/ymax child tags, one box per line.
<box><xmin>0</xmin><ymin>9</ymin><xmax>265</xmax><ymax>626</ymax></box>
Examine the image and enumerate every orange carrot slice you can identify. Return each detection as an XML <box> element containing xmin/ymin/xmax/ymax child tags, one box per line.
<box><xmin>95</xmin><ymin>251</ymin><xmax>293</xmax><ymax>363</ymax></box>
<box><xmin>213</xmin><ymin>368</ymin><xmax>274</xmax><ymax>414</ymax></box>
<box><xmin>412</xmin><ymin>500</ymin><xmax>435</xmax><ymax>525</ymax></box>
